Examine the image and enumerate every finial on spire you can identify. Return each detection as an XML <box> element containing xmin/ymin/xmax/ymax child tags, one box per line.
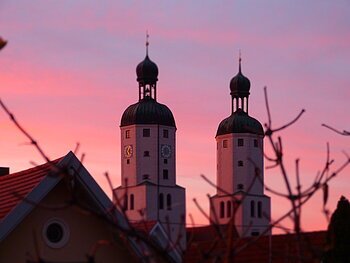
<box><xmin>239</xmin><ymin>49</ymin><xmax>242</xmax><ymax>73</ymax></box>
<box><xmin>146</xmin><ymin>30</ymin><xmax>149</xmax><ymax>56</ymax></box>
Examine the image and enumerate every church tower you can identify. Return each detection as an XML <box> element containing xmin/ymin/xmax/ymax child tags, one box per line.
<box><xmin>210</xmin><ymin>57</ymin><xmax>271</xmax><ymax>237</ymax></box>
<box><xmin>114</xmin><ymin>40</ymin><xmax>186</xmax><ymax>250</ymax></box>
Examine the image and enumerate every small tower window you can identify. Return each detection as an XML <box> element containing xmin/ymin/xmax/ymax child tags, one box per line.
<box><xmin>144</xmin><ymin>85</ymin><xmax>151</xmax><ymax>97</ymax></box>
<box><xmin>238</xmin><ymin>138</ymin><xmax>244</xmax><ymax>147</ymax></box>
<box><xmin>254</xmin><ymin>139</ymin><xmax>258</xmax><ymax>148</ymax></box>
<box><xmin>164</xmin><ymin>159</ymin><xmax>168</xmax><ymax>164</ymax></box>
<box><xmin>143</xmin><ymin>128</ymin><xmax>150</xmax><ymax>137</ymax></box>
<box><xmin>250</xmin><ymin>201</ymin><xmax>255</xmax><ymax>217</ymax></box>
<box><xmin>223</xmin><ymin>140</ymin><xmax>228</xmax><ymax>148</ymax></box>
<box><xmin>163</xmin><ymin>129</ymin><xmax>169</xmax><ymax>138</ymax></box>
<box><xmin>159</xmin><ymin>193</ymin><xmax>164</xmax><ymax>210</ymax></box>
<box><xmin>130</xmin><ymin>194</ymin><xmax>134</xmax><ymax>210</ymax></box>
<box><xmin>126</xmin><ymin>159</ymin><xmax>130</xmax><ymax>164</ymax></box>
<box><xmin>144</xmin><ymin>151</ymin><xmax>150</xmax><ymax>157</ymax></box>
<box><xmin>167</xmin><ymin>194</ymin><xmax>172</xmax><ymax>210</ymax></box>
<box><xmin>227</xmin><ymin>201</ymin><xmax>231</xmax><ymax>218</ymax></box>
<box><xmin>163</xmin><ymin>169</ymin><xmax>169</xmax><ymax>180</ymax></box>
<box><xmin>220</xmin><ymin>201</ymin><xmax>225</xmax><ymax>218</ymax></box>
<box><xmin>238</xmin><ymin>160</ymin><xmax>244</xmax><ymax>167</ymax></box>
<box><xmin>125</xmin><ymin>130</ymin><xmax>130</xmax><ymax>139</ymax></box>
<box><xmin>258</xmin><ymin>201</ymin><xmax>262</xmax><ymax>218</ymax></box>
<box><xmin>238</xmin><ymin>184</ymin><xmax>244</xmax><ymax>190</ymax></box>
<box><xmin>123</xmin><ymin>195</ymin><xmax>128</xmax><ymax>210</ymax></box>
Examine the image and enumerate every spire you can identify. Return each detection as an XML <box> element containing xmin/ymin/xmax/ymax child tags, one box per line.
<box><xmin>238</xmin><ymin>49</ymin><xmax>242</xmax><ymax>73</ymax></box>
<box><xmin>146</xmin><ymin>31</ymin><xmax>149</xmax><ymax>56</ymax></box>
<box><xmin>136</xmin><ymin>32</ymin><xmax>158</xmax><ymax>100</ymax></box>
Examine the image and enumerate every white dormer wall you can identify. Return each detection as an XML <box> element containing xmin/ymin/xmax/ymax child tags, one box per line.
<box><xmin>216</xmin><ymin>133</ymin><xmax>264</xmax><ymax>195</ymax></box>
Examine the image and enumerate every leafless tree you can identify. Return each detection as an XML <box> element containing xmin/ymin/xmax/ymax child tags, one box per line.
<box><xmin>186</xmin><ymin>87</ymin><xmax>350</xmax><ymax>263</ymax></box>
<box><xmin>1</xmin><ymin>40</ymin><xmax>349</xmax><ymax>262</ymax></box>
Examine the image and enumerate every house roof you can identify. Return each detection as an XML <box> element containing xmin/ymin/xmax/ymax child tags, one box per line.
<box><xmin>0</xmin><ymin>152</ymin><xmax>171</xmax><ymax>261</ymax></box>
<box><xmin>185</xmin><ymin>225</ymin><xmax>326</xmax><ymax>263</ymax></box>
<box><xmin>0</xmin><ymin>158</ymin><xmax>61</xmax><ymax>221</ymax></box>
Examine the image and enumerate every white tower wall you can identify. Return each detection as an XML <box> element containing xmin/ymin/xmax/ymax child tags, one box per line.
<box><xmin>120</xmin><ymin>125</ymin><xmax>176</xmax><ymax>186</ymax></box>
<box><xmin>116</xmin><ymin>120</ymin><xmax>185</xmax><ymax>250</ymax></box>
<box><xmin>216</xmin><ymin>133</ymin><xmax>264</xmax><ymax>195</ymax></box>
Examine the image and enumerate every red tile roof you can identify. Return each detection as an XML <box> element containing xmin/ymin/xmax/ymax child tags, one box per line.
<box><xmin>185</xmin><ymin>225</ymin><xmax>326</xmax><ymax>263</ymax></box>
<box><xmin>0</xmin><ymin>158</ymin><xmax>61</xmax><ymax>221</ymax></box>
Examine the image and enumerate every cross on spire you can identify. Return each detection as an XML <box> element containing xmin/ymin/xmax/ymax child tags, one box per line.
<box><xmin>146</xmin><ymin>30</ymin><xmax>149</xmax><ymax>56</ymax></box>
<box><xmin>239</xmin><ymin>49</ymin><xmax>242</xmax><ymax>73</ymax></box>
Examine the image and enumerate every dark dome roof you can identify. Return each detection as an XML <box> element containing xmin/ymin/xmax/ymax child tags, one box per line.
<box><xmin>216</xmin><ymin>109</ymin><xmax>264</xmax><ymax>136</ymax></box>
<box><xmin>136</xmin><ymin>55</ymin><xmax>158</xmax><ymax>85</ymax></box>
<box><xmin>121</xmin><ymin>98</ymin><xmax>176</xmax><ymax>127</ymax></box>
<box><xmin>230</xmin><ymin>67</ymin><xmax>250</xmax><ymax>97</ymax></box>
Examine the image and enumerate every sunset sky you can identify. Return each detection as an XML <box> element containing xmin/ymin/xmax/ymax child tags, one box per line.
<box><xmin>0</xmin><ymin>1</ymin><xmax>349</xmax><ymax>233</ymax></box>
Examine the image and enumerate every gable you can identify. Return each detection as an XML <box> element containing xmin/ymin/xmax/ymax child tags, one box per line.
<box><xmin>0</xmin><ymin>152</ymin><xmax>148</xmax><ymax>262</ymax></box>
<box><xmin>0</xmin><ymin>158</ymin><xmax>61</xmax><ymax>221</ymax></box>
<box><xmin>0</xmin><ymin>178</ymin><xmax>138</xmax><ymax>262</ymax></box>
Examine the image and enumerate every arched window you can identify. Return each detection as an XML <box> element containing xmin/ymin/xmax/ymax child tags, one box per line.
<box><xmin>250</xmin><ymin>200</ymin><xmax>255</xmax><ymax>217</ymax></box>
<box><xmin>258</xmin><ymin>201</ymin><xmax>262</xmax><ymax>218</ymax></box>
<box><xmin>227</xmin><ymin>201</ymin><xmax>231</xmax><ymax>218</ymax></box>
<box><xmin>167</xmin><ymin>194</ymin><xmax>172</xmax><ymax>210</ymax></box>
<box><xmin>220</xmin><ymin>201</ymin><xmax>225</xmax><ymax>218</ymax></box>
<box><xmin>130</xmin><ymin>194</ymin><xmax>134</xmax><ymax>210</ymax></box>
<box><xmin>159</xmin><ymin>193</ymin><xmax>164</xmax><ymax>210</ymax></box>
<box><xmin>123</xmin><ymin>194</ymin><xmax>128</xmax><ymax>210</ymax></box>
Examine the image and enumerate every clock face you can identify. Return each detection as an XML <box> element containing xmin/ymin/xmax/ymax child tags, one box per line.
<box><xmin>124</xmin><ymin>145</ymin><xmax>133</xmax><ymax>158</ymax></box>
<box><xmin>161</xmin><ymin>144</ymin><xmax>172</xmax><ymax>158</ymax></box>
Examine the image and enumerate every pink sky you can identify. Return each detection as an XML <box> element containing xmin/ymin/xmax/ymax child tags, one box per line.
<box><xmin>0</xmin><ymin>1</ymin><xmax>349</xmax><ymax>233</ymax></box>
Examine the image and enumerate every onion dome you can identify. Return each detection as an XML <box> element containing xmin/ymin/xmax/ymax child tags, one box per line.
<box><xmin>216</xmin><ymin>109</ymin><xmax>264</xmax><ymax>137</ymax></box>
<box><xmin>230</xmin><ymin>58</ymin><xmax>250</xmax><ymax>97</ymax></box>
<box><xmin>120</xmin><ymin>98</ymin><xmax>176</xmax><ymax>127</ymax></box>
<box><xmin>136</xmin><ymin>55</ymin><xmax>158</xmax><ymax>85</ymax></box>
